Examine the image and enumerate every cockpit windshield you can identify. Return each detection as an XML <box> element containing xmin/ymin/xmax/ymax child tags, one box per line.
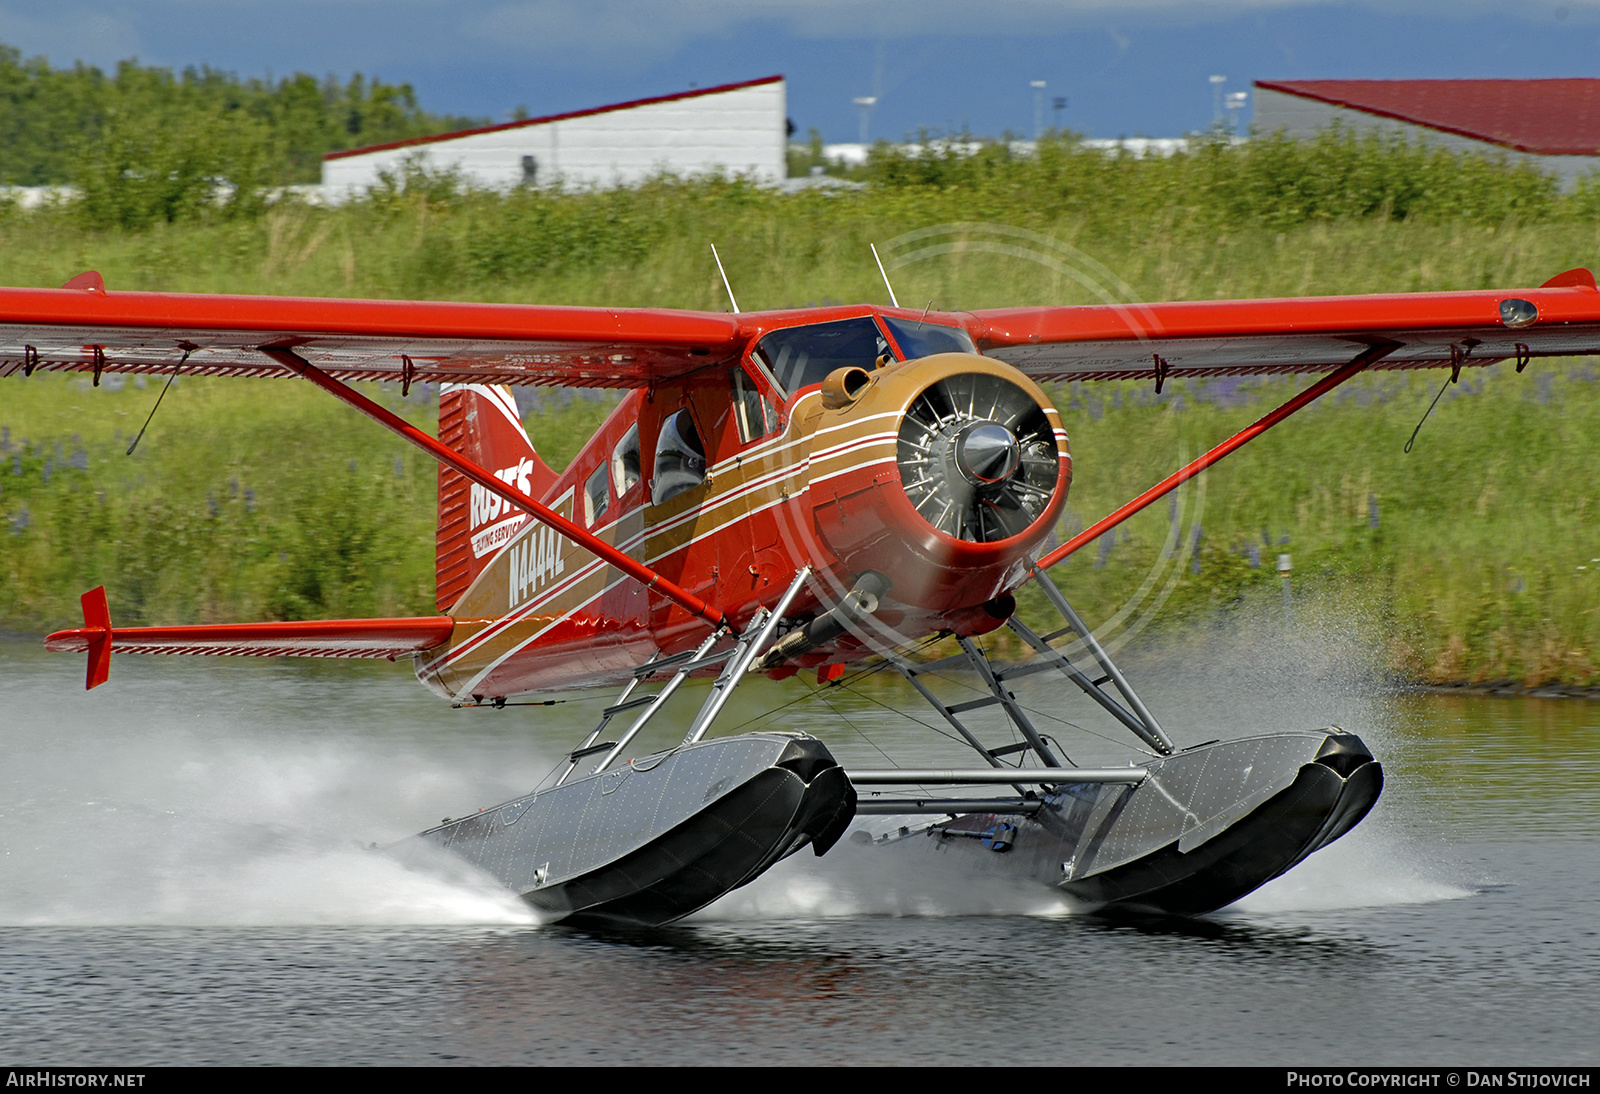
<box><xmin>754</xmin><ymin>317</ymin><xmax>889</xmax><ymax>397</ymax></box>
<box><xmin>882</xmin><ymin>316</ymin><xmax>977</xmax><ymax>360</ymax></box>
<box><xmin>754</xmin><ymin>315</ymin><xmax>979</xmax><ymax>398</ymax></box>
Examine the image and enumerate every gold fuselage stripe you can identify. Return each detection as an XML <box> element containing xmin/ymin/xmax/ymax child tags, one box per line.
<box><xmin>418</xmin><ymin>355</ymin><xmax>1069</xmax><ymax>701</ymax></box>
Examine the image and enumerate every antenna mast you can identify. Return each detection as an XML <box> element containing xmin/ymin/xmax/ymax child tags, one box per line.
<box><xmin>870</xmin><ymin>243</ymin><xmax>900</xmax><ymax>308</ymax></box>
<box><xmin>710</xmin><ymin>244</ymin><xmax>740</xmax><ymax>314</ymax></box>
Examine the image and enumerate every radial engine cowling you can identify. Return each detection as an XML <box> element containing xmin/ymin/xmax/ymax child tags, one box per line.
<box><xmin>807</xmin><ymin>353</ymin><xmax>1071</xmax><ymax>611</ymax></box>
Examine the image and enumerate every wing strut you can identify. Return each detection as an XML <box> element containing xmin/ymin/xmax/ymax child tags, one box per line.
<box><xmin>1036</xmin><ymin>342</ymin><xmax>1398</xmax><ymax>571</ymax></box>
<box><xmin>262</xmin><ymin>347</ymin><xmax>730</xmax><ymax>632</ymax></box>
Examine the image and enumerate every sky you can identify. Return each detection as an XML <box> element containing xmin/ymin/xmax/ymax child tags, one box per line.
<box><xmin>3</xmin><ymin>1</ymin><xmax>1599</xmax><ymax>143</ymax></box>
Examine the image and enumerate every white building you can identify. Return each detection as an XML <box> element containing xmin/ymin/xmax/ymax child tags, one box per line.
<box><xmin>323</xmin><ymin>76</ymin><xmax>787</xmax><ymax>197</ymax></box>
<box><xmin>1254</xmin><ymin>79</ymin><xmax>1600</xmax><ymax>188</ymax></box>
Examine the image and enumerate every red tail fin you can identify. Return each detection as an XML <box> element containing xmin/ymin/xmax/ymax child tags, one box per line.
<box><xmin>81</xmin><ymin>586</ymin><xmax>112</xmax><ymax>689</ymax></box>
<box><xmin>435</xmin><ymin>384</ymin><xmax>557</xmax><ymax>612</ymax></box>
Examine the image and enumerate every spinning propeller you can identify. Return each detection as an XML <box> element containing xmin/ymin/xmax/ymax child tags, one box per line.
<box><xmin>896</xmin><ymin>372</ymin><xmax>1058</xmax><ymax>542</ymax></box>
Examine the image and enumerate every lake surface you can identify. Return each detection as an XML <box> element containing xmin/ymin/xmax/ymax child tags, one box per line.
<box><xmin>2</xmin><ymin>623</ymin><xmax>1597</xmax><ymax>1066</ymax></box>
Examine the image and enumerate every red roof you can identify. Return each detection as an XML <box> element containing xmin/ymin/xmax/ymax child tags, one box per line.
<box><xmin>1254</xmin><ymin>79</ymin><xmax>1600</xmax><ymax>157</ymax></box>
<box><xmin>325</xmin><ymin>74</ymin><xmax>784</xmax><ymax>162</ymax></box>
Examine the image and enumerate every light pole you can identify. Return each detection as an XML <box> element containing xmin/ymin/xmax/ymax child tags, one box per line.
<box><xmin>1031</xmin><ymin>80</ymin><xmax>1047</xmax><ymax>140</ymax></box>
<box><xmin>1226</xmin><ymin>90</ymin><xmax>1248</xmax><ymax>135</ymax></box>
<box><xmin>853</xmin><ymin>96</ymin><xmax>877</xmax><ymax>145</ymax></box>
<box><xmin>1209</xmin><ymin>74</ymin><xmax>1226</xmax><ymax>126</ymax></box>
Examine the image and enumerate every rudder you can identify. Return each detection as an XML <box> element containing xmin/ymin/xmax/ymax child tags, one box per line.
<box><xmin>436</xmin><ymin>384</ymin><xmax>558</xmax><ymax>612</ymax></box>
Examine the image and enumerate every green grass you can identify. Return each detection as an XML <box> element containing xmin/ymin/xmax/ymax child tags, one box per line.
<box><xmin>4</xmin><ymin>133</ymin><xmax>1600</xmax><ymax>683</ymax></box>
<box><xmin>0</xmin><ymin>374</ymin><xmax>613</xmax><ymax>628</ymax></box>
<box><xmin>1042</xmin><ymin>365</ymin><xmax>1600</xmax><ymax>686</ymax></box>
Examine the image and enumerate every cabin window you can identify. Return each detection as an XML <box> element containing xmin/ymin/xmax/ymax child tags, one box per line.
<box><xmin>754</xmin><ymin>317</ymin><xmax>889</xmax><ymax>398</ymax></box>
<box><xmin>652</xmin><ymin>409</ymin><xmax>706</xmax><ymax>503</ymax></box>
<box><xmin>584</xmin><ymin>463</ymin><xmax>609</xmax><ymax>526</ymax></box>
<box><xmin>881</xmin><ymin>316</ymin><xmax>977</xmax><ymax>360</ymax></box>
<box><xmin>612</xmin><ymin>424</ymin><xmax>641</xmax><ymax>497</ymax></box>
<box><xmin>731</xmin><ymin>368</ymin><xmax>778</xmax><ymax>443</ymax></box>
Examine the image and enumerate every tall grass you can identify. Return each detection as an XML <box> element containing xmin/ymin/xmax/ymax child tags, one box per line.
<box><xmin>3</xmin><ymin>132</ymin><xmax>1600</xmax><ymax>683</ymax></box>
<box><xmin>0</xmin><ymin>376</ymin><xmax>613</xmax><ymax>628</ymax></box>
<box><xmin>1044</xmin><ymin>365</ymin><xmax>1600</xmax><ymax>686</ymax></box>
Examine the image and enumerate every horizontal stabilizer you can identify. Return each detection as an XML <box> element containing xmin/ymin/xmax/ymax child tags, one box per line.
<box><xmin>45</xmin><ymin>590</ymin><xmax>455</xmax><ymax>688</ymax></box>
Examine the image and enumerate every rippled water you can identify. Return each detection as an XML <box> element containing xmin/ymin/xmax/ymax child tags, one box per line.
<box><xmin>2</xmin><ymin>626</ymin><xmax>1597</xmax><ymax>1065</ymax></box>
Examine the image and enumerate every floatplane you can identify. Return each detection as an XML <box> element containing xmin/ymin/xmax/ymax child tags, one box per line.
<box><xmin>13</xmin><ymin>262</ymin><xmax>1600</xmax><ymax>924</ymax></box>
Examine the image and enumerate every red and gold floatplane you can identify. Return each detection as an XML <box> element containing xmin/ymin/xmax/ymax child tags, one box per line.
<box><xmin>14</xmin><ymin>266</ymin><xmax>1600</xmax><ymax>925</ymax></box>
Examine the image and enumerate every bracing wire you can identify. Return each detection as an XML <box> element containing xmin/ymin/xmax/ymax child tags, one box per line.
<box><xmin>126</xmin><ymin>349</ymin><xmax>190</xmax><ymax>456</ymax></box>
<box><xmin>1405</xmin><ymin>374</ymin><xmax>1454</xmax><ymax>454</ymax></box>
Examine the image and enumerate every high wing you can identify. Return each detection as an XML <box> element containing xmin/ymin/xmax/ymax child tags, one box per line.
<box><xmin>960</xmin><ymin>268</ymin><xmax>1600</xmax><ymax>381</ymax></box>
<box><xmin>9</xmin><ymin>268</ymin><xmax>1600</xmax><ymax>390</ymax></box>
<box><xmin>0</xmin><ymin>274</ymin><xmax>742</xmax><ymax>388</ymax></box>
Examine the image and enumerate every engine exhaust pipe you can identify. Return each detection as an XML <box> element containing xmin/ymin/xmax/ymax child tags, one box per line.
<box><xmin>756</xmin><ymin>571</ymin><xmax>890</xmax><ymax>670</ymax></box>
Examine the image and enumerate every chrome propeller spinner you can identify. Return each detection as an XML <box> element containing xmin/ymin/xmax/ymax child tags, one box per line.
<box><xmin>955</xmin><ymin>421</ymin><xmax>1022</xmax><ymax>484</ymax></box>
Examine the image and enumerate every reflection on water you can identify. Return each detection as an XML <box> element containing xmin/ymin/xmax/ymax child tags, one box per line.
<box><xmin>1382</xmin><ymin>692</ymin><xmax>1600</xmax><ymax>839</ymax></box>
<box><xmin>2</xmin><ymin>631</ymin><xmax>1598</xmax><ymax>1064</ymax></box>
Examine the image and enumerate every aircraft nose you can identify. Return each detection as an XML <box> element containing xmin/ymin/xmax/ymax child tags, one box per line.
<box><xmin>955</xmin><ymin>422</ymin><xmax>1021</xmax><ymax>484</ymax></box>
<box><xmin>895</xmin><ymin>370</ymin><xmax>1061</xmax><ymax>543</ymax></box>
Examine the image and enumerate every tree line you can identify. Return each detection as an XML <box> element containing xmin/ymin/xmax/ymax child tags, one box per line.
<box><xmin>0</xmin><ymin>44</ymin><xmax>485</xmax><ymax>226</ymax></box>
<box><xmin>4</xmin><ymin>39</ymin><xmax>1594</xmax><ymax>237</ymax></box>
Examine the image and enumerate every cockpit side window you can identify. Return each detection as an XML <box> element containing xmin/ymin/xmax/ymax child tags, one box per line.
<box><xmin>754</xmin><ymin>317</ymin><xmax>889</xmax><ymax>398</ymax></box>
<box><xmin>584</xmin><ymin>463</ymin><xmax>610</xmax><ymax>526</ymax></box>
<box><xmin>731</xmin><ymin>367</ymin><xmax>779</xmax><ymax>443</ymax></box>
<box><xmin>611</xmin><ymin>424</ymin><xmax>641</xmax><ymax>498</ymax></box>
<box><xmin>651</xmin><ymin>409</ymin><xmax>706</xmax><ymax>504</ymax></box>
<box><xmin>881</xmin><ymin>316</ymin><xmax>977</xmax><ymax>360</ymax></box>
